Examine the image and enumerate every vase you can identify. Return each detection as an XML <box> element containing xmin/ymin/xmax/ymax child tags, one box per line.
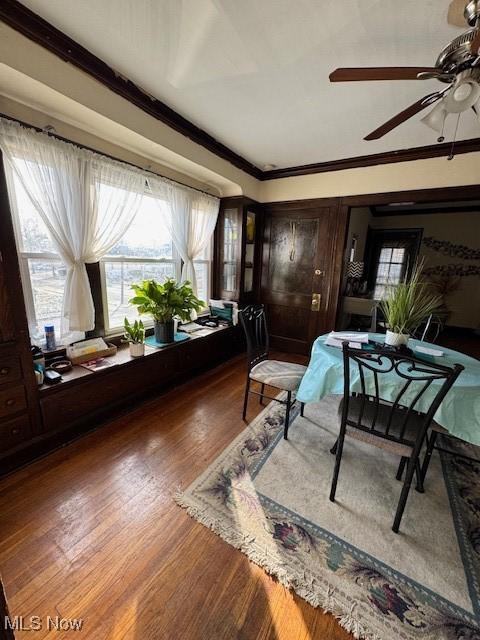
<box><xmin>154</xmin><ymin>319</ymin><xmax>175</xmax><ymax>343</ymax></box>
<box><xmin>129</xmin><ymin>342</ymin><xmax>145</xmax><ymax>358</ymax></box>
<box><xmin>385</xmin><ymin>330</ymin><xmax>409</xmax><ymax>347</ymax></box>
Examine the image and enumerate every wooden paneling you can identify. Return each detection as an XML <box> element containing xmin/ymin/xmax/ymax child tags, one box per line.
<box><xmin>0</xmin><ymin>356</ymin><xmax>22</xmax><ymax>387</ymax></box>
<box><xmin>0</xmin><ymin>153</ymin><xmax>42</xmax><ymax>447</ymax></box>
<box><xmin>0</xmin><ymin>352</ymin><xmax>351</xmax><ymax>640</ymax></box>
<box><xmin>0</xmin><ymin>414</ymin><xmax>31</xmax><ymax>451</ymax></box>
<box><xmin>0</xmin><ymin>386</ymin><xmax>26</xmax><ymax>420</ymax></box>
<box><xmin>0</xmin><ymin>262</ymin><xmax>15</xmax><ymax>344</ymax></box>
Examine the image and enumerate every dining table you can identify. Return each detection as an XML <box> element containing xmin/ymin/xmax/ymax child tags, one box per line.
<box><xmin>296</xmin><ymin>332</ymin><xmax>480</xmax><ymax>446</ymax></box>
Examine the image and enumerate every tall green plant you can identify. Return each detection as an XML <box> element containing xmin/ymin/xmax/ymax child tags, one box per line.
<box><xmin>380</xmin><ymin>262</ymin><xmax>441</xmax><ymax>335</ymax></box>
<box><xmin>129</xmin><ymin>278</ymin><xmax>204</xmax><ymax>323</ymax></box>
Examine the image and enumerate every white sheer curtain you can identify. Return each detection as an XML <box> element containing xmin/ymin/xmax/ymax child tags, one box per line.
<box><xmin>148</xmin><ymin>175</ymin><xmax>219</xmax><ymax>297</ymax></box>
<box><xmin>0</xmin><ymin>118</ymin><xmax>145</xmax><ymax>334</ymax></box>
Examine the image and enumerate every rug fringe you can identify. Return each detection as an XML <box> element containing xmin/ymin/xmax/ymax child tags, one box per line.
<box><xmin>174</xmin><ymin>489</ymin><xmax>383</xmax><ymax>640</ymax></box>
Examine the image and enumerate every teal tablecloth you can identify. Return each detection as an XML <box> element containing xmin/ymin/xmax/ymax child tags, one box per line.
<box><xmin>297</xmin><ymin>333</ymin><xmax>480</xmax><ymax>445</ymax></box>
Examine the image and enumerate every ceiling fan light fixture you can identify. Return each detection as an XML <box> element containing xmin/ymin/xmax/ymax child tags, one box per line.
<box><xmin>421</xmin><ymin>102</ymin><xmax>448</xmax><ymax>133</ymax></box>
<box><xmin>444</xmin><ymin>77</ymin><xmax>480</xmax><ymax>112</ymax></box>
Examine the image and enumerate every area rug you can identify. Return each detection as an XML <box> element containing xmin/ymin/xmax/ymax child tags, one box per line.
<box><xmin>175</xmin><ymin>395</ymin><xmax>480</xmax><ymax>640</ymax></box>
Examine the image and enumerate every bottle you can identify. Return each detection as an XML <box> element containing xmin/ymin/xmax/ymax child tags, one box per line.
<box><xmin>45</xmin><ymin>324</ymin><xmax>56</xmax><ymax>351</ymax></box>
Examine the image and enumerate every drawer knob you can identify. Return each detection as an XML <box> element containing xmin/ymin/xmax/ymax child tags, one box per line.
<box><xmin>11</xmin><ymin>428</ymin><xmax>20</xmax><ymax>435</ymax></box>
<box><xmin>5</xmin><ymin>399</ymin><xmax>15</xmax><ymax>407</ymax></box>
<box><xmin>0</xmin><ymin>368</ymin><xmax>9</xmax><ymax>376</ymax></box>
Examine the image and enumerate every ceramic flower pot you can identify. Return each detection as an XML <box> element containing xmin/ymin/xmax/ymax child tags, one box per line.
<box><xmin>385</xmin><ymin>330</ymin><xmax>409</xmax><ymax>347</ymax></box>
<box><xmin>154</xmin><ymin>319</ymin><xmax>175</xmax><ymax>343</ymax></box>
<box><xmin>129</xmin><ymin>342</ymin><xmax>145</xmax><ymax>358</ymax></box>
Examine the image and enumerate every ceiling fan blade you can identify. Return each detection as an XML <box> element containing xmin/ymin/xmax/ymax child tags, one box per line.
<box><xmin>471</xmin><ymin>28</ymin><xmax>480</xmax><ymax>54</ymax></box>
<box><xmin>364</xmin><ymin>92</ymin><xmax>443</xmax><ymax>140</ymax></box>
<box><xmin>329</xmin><ymin>67</ymin><xmax>440</xmax><ymax>82</ymax></box>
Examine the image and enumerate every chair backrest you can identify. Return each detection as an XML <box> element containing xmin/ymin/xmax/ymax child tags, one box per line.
<box><xmin>341</xmin><ymin>342</ymin><xmax>464</xmax><ymax>446</ymax></box>
<box><xmin>412</xmin><ymin>314</ymin><xmax>442</xmax><ymax>343</ymax></box>
<box><xmin>239</xmin><ymin>304</ymin><xmax>269</xmax><ymax>371</ymax></box>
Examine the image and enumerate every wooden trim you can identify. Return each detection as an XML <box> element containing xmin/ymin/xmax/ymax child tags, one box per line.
<box><xmin>260</xmin><ymin>139</ymin><xmax>480</xmax><ymax>180</ymax></box>
<box><xmin>0</xmin><ymin>0</ymin><xmax>262</xmax><ymax>179</ymax></box>
<box><xmin>340</xmin><ymin>185</ymin><xmax>480</xmax><ymax>207</ymax></box>
<box><xmin>3</xmin><ymin>0</ymin><xmax>480</xmax><ymax>183</ymax></box>
<box><xmin>371</xmin><ymin>204</ymin><xmax>480</xmax><ymax>216</ymax></box>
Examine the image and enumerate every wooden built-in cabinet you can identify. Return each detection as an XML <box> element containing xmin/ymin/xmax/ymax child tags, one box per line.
<box><xmin>213</xmin><ymin>197</ymin><xmax>263</xmax><ymax>304</ymax></box>
<box><xmin>0</xmin><ymin>154</ymin><xmax>42</xmax><ymax>469</ymax></box>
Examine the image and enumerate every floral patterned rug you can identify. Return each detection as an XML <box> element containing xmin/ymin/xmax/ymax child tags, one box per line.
<box><xmin>175</xmin><ymin>394</ymin><xmax>480</xmax><ymax>640</ymax></box>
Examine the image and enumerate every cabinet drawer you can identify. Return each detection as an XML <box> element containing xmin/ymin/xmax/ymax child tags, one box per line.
<box><xmin>0</xmin><ymin>356</ymin><xmax>22</xmax><ymax>387</ymax></box>
<box><xmin>0</xmin><ymin>385</ymin><xmax>27</xmax><ymax>419</ymax></box>
<box><xmin>0</xmin><ymin>414</ymin><xmax>31</xmax><ymax>450</ymax></box>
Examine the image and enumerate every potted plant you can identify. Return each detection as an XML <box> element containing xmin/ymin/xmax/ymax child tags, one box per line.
<box><xmin>129</xmin><ymin>278</ymin><xmax>204</xmax><ymax>343</ymax></box>
<box><xmin>380</xmin><ymin>262</ymin><xmax>441</xmax><ymax>347</ymax></box>
<box><xmin>123</xmin><ymin>317</ymin><xmax>145</xmax><ymax>357</ymax></box>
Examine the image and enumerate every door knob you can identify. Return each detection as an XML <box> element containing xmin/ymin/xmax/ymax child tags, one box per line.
<box><xmin>311</xmin><ymin>293</ymin><xmax>321</xmax><ymax>312</ymax></box>
<box><xmin>314</xmin><ymin>269</ymin><xmax>325</xmax><ymax>276</ymax></box>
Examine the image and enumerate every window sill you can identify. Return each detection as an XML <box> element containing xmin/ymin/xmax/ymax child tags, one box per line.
<box><xmin>37</xmin><ymin>323</ymin><xmax>236</xmax><ymax>395</ymax></box>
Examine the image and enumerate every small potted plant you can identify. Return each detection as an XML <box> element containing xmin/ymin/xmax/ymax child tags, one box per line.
<box><xmin>129</xmin><ymin>278</ymin><xmax>204</xmax><ymax>343</ymax></box>
<box><xmin>380</xmin><ymin>262</ymin><xmax>441</xmax><ymax>347</ymax></box>
<box><xmin>123</xmin><ymin>317</ymin><xmax>145</xmax><ymax>357</ymax></box>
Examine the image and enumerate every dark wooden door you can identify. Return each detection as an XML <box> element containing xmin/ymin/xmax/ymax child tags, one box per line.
<box><xmin>261</xmin><ymin>199</ymin><xmax>346</xmax><ymax>354</ymax></box>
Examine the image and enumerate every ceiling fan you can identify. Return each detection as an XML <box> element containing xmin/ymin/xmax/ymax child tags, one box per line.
<box><xmin>329</xmin><ymin>0</ymin><xmax>480</xmax><ymax>148</ymax></box>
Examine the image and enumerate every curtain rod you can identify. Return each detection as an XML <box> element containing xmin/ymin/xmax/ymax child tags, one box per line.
<box><xmin>0</xmin><ymin>112</ymin><xmax>220</xmax><ymax>199</ymax></box>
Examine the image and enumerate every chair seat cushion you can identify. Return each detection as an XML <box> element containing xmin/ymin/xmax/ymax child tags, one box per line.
<box><xmin>340</xmin><ymin>396</ymin><xmax>427</xmax><ymax>458</ymax></box>
<box><xmin>250</xmin><ymin>360</ymin><xmax>307</xmax><ymax>392</ymax></box>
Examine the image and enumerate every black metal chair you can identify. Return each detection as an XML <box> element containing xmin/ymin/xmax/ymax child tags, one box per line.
<box><xmin>411</xmin><ymin>313</ymin><xmax>443</xmax><ymax>343</ymax></box>
<box><xmin>239</xmin><ymin>305</ymin><xmax>306</xmax><ymax>439</ymax></box>
<box><xmin>329</xmin><ymin>342</ymin><xmax>463</xmax><ymax>533</ymax></box>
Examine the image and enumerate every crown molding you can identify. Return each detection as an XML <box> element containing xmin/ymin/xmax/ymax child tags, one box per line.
<box><xmin>260</xmin><ymin>138</ymin><xmax>480</xmax><ymax>180</ymax></box>
<box><xmin>3</xmin><ymin>0</ymin><xmax>480</xmax><ymax>183</ymax></box>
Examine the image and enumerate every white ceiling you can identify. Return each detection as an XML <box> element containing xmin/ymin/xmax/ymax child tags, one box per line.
<box><xmin>18</xmin><ymin>0</ymin><xmax>480</xmax><ymax>169</ymax></box>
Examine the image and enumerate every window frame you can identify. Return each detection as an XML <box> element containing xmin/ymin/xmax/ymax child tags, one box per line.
<box><xmin>5</xmin><ymin>163</ymin><xmax>69</xmax><ymax>341</ymax></box>
<box><xmin>100</xmin><ymin>252</ymin><xmax>182</xmax><ymax>335</ymax></box>
<box><xmin>364</xmin><ymin>227</ymin><xmax>423</xmax><ymax>299</ymax></box>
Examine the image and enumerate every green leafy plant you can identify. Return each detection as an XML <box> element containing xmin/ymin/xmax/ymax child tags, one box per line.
<box><xmin>380</xmin><ymin>262</ymin><xmax>442</xmax><ymax>335</ymax></box>
<box><xmin>129</xmin><ymin>278</ymin><xmax>204</xmax><ymax>323</ymax></box>
<box><xmin>123</xmin><ymin>317</ymin><xmax>145</xmax><ymax>344</ymax></box>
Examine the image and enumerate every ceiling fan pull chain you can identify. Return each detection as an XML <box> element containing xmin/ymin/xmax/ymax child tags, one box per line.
<box><xmin>448</xmin><ymin>113</ymin><xmax>462</xmax><ymax>160</ymax></box>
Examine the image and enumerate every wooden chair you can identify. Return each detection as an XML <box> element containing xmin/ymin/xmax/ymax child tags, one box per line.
<box><xmin>239</xmin><ymin>305</ymin><xmax>306</xmax><ymax>439</ymax></box>
<box><xmin>329</xmin><ymin>342</ymin><xmax>463</xmax><ymax>533</ymax></box>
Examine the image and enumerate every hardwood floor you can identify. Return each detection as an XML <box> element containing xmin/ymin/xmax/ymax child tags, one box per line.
<box><xmin>0</xmin><ymin>353</ymin><xmax>351</xmax><ymax>640</ymax></box>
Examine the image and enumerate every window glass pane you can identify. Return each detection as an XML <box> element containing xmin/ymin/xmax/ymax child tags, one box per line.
<box><xmin>11</xmin><ymin>171</ymin><xmax>56</xmax><ymax>253</ymax></box>
<box><xmin>104</xmin><ymin>260</ymin><xmax>176</xmax><ymax>329</ymax></box>
<box><xmin>391</xmin><ymin>248</ymin><xmax>406</xmax><ymax>263</ymax></box>
<box><xmin>107</xmin><ymin>195</ymin><xmax>172</xmax><ymax>259</ymax></box>
<box><xmin>194</xmin><ymin>263</ymin><xmax>209</xmax><ymax>306</ymax></box>
<box><xmin>27</xmin><ymin>258</ymin><xmax>66</xmax><ymax>338</ymax></box>
<box><xmin>379</xmin><ymin>247</ymin><xmax>392</xmax><ymax>262</ymax></box>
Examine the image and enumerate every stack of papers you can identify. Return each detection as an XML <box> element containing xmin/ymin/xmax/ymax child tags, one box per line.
<box><xmin>324</xmin><ymin>332</ymin><xmax>369</xmax><ymax>349</ymax></box>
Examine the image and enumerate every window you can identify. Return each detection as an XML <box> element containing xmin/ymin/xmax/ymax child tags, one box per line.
<box><xmin>193</xmin><ymin>242</ymin><xmax>212</xmax><ymax>307</ymax></box>
<box><xmin>373</xmin><ymin>245</ymin><xmax>407</xmax><ymax>299</ymax></box>
<box><xmin>365</xmin><ymin>228</ymin><xmax>422</xmax><ymax>300</ymax></box>
<box><xmin>6</xmin><ymin>150</ymin><xmax>215</xmax><ymax>342</ymax></box>
<box><xmin>101</xmin><ymin>194</ymin><xmax>181</xmax><ymax>332</ymax></box>
<box><xmin>6</xmin><ymin>168</ymin><xmax>68</xmax><ymax>342</ymax></box>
